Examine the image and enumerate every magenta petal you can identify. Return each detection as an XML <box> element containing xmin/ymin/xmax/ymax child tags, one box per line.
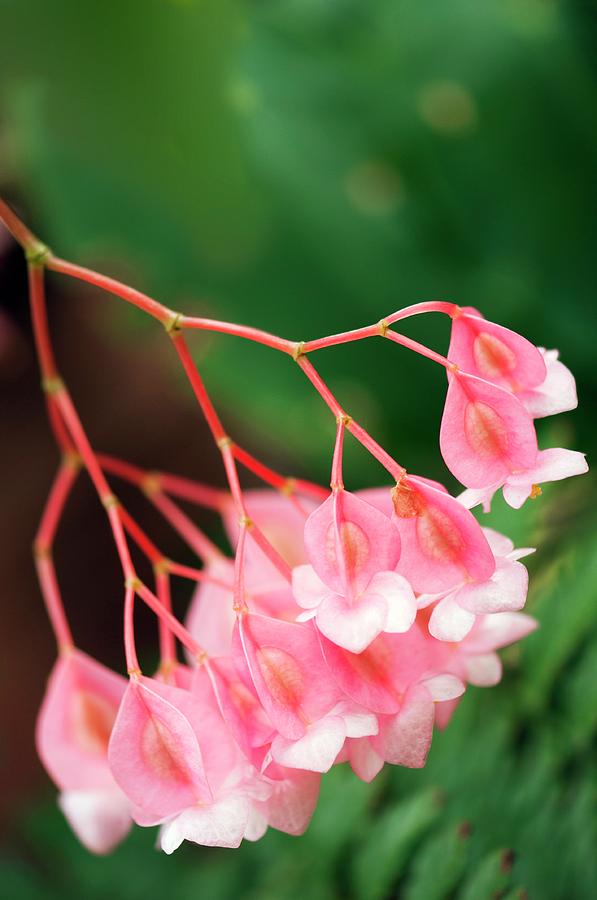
<box><xmin>448</xmin><ymin>312</ymin><xmax>546</xmax><ymax>391</ymax></box>
<box><xmin>440</xmin><ymin>372</ymin><xmax>538</xmax><ymax>489</ymax></box>
<box><xmin>108</xmin><ymin>677</ymin><xmax>211</xmax><ymax>820</ymax></box>
<box><xmin>304</xmin><ymin>491</ymin><xmax>401</xmax><ymax>595</ymax></box>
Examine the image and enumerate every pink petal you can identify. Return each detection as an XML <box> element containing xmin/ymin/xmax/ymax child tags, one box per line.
<box><xmin>375</xmin><ymin>685</ymin><xmax>435</xmax><ymax>768</ymax></box>
<box><xmin>428</xmin><ymin>596</ymin><xmax>476</xmax><ymax>641</ymax></box>
<box><xmin>448</xmin><ymin>312</ymin><xmax>546</xmax><ymax>390</ymax></box>
<box><xmin>206</xmin><ymin>658</ymin><xmax>274</xmax><ymax>760</ymax></box>
<box><xmin>319</xmin><ymin>633</ymin><xmax>402</xmax><ymax>715</ymax></box>
<box><xmin>434</xmin><ymin>698</ymin><xmax>461</xmax><ymax>730</ymax></box>
<box><xmin>36</xmin><ymin>650</ymin><xmax>127</xmax><ymax>792</ymax></box>
<box><xmin>420</xmin><ymin>674</ymin><xmax>466</xmax><ymax>702</ymax></box>
<box><xmin>270</xmin><ymin>716</ymin><xmax>347</xmax><ymax>773</ymax></box>
<box><xmin>185</xmin><ymin>557</ymin><xmax>236</xmax><ymax>658</ymax></box>
<box><xmin>367</xmin><ymin>571</ymin><xmax>417</xmax><ymax>633</ymax></box>
<box><xmin>235</xmin><ymin>615</ymin><xmax>341</xmax><ymax>740</ymax></box>
<box><xmin>392</xmin><ymin>475</ymin><xmax>495</xmax><ymax>593</ymax></box>
<box><xmin>464</xmin><ymin>612</ymin><xmax>538</xmax><ymax>653</ymax></box>
<box><xmin>108</xmin><ymin>677</ymin><xmax>211</xmax><ymax>820</ymax></box>
<box><xmin>58</xmin><ymin>788</ymin><xmax>131</xmax><ymax>855</ymax></box>
<box><xmin>222</xmin><ymin>489</ymin><xmax>316</xmax><ymax>569</ymax></box>
<box><xmin>258</xmin><ymin>768</ymin><xmax>320</xmax><ymax>836</ymax></box>
<box><xmin>304</xmin><ymin>491</ymin><xmax>401</xmax><ymax>595</ymax></box>
<box><xmin>160</xmin><ymin>794</ymin><xmax>250</xmax><ymax>852</ymax></box>
<box><xmin>440</xmin><ymin>372</ymin><xmax>538</xmax><ymax>489</ymax></box>
<box><xmin>518</xmin><ymin>348</ymin><xmax>578</xmax><ymax>419</ymax></box>
<box><xmin>291</xmin><ymin>564</ymin><xmax>329</xmax><ymax>609</ymax></box>
<box><xmin>465</xmin><ymin>653</ymin><xmax>502</xmax><ymax>686</ymax></box>
<box><xmin>456</xmin><ymin>557</ymin><xmax>528</xmax><ymax>614</ymax></box>
<box><xmin>347</xmin><ymin>738</ymin><xmax>384</xmax><ymax>783</ymax></box>
<box><xmin>481</xmin><ymin>527</ymin><xmax>514</xmax><ymax>557</ymax></box>
<box><xmin>316</xmin><ymin>591</ymin><xmax>388</xmax><ymax>653</ymax></box>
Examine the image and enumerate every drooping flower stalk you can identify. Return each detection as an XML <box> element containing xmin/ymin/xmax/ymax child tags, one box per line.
<box><xmin>0</xmin><ymin>195</ymin><xmax>588</xmax><ymax>855</ymax></box>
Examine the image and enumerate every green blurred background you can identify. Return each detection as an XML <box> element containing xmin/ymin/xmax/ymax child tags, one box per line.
<box><xmin>0</xmin><ymin>1</ymin><xmax>595</xmax><ymax>897</ymax></box>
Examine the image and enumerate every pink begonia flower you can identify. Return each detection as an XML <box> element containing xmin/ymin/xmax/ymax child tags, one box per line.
<box><xmin>234</xmin><ymin>613</ymin><xmax>377</xmax><ymax>772</ymax></box>
<box><xmin>292</xmin><ymin>491</ymin><xmax>415</xmax><ymax>652</ymax></box>
<box><xmin>320</xmin><ymin>623</ymin><xmax>464</xmax><ymax>780</ymax></box>
<box><xmin>517</xmin><ymin>348</ymin><xmax>578</xmax><ymax>419</ymax></box>
<box><xmin>459</xmin><ymin>447</ymin><xmax>589</xmax><ymax>512</ymax></box>
<box><xmin>447</xmin><ymin>309</ymin><xmax>577</xmax><ymax>419</ymax></box>
<box><xmin>447</xmin><ymin>307</ymin><xmax>547</xmax><ymax>393</ymax></box>
<box><xmin>360</xmin><ymin>478</ymin><xmax>495</xmax><ymax>594</ymax></box>
<box><xmin>440</xmin><ymin>370</ymin><xmax>538</xmax><ymax>490</ymax></box>
<box><xmin>419</xmin><ymin>527</ymin><xmax>534</xmax><ymax>642</ymax></box>
<box><xmin>108</xmin><ymin>670</ymin><xmax>262</xmax><ymax>851</ymax></box>
<box><xmin>207</xmin><ymin>659</ymin><xmax>321</xmax><ymax>838</ymax></box>
<box><xmin>36</xmin><ymin>649</ymin><xmax>132</xmax><ymax>854</ymax></box>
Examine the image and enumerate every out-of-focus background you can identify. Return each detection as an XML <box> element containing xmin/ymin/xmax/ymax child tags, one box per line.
<box><xmin>1</xmin><ymin>1</ymin><xmax>595</xmax><ymax>897</ymax></box>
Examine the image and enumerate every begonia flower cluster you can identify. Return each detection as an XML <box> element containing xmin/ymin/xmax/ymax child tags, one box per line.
<box><xmin>34</xmin><ymin>305</ymin><xmax>587</xmax><ymax>857</ymax></box>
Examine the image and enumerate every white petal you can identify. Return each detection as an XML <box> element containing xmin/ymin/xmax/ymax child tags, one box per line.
<box><xmin>291</xmin><ymin>564</ymin><xmax>328</xmax><ymax>609</ymax></box>
<box><xmin>59</xmin><ymin>789</ymin><xmax>132</xmax><ymax>855</ymax></box>
<box><xmin>428</xmin><ymin>596</ymin><xmax>476</xmax><ymax>641</ymax></box>
<box><xmin>367</xmin><ymin>571</ymin><xmax>417</xmax><ymax>634</ymax></box>
<box><xmin>465</xmin><ymin>652</ymin><xmax>502</xmax><ymax>686</ymax></box>
<box><xmin>160</xmin><ymin>795</ymin><xmax>250</xmax><ymax>852</ymax></box>
<box><xmin>457</xmin><ymin>485</ymin><xmax>498</xmax><ymax>512</ymax></box>
<box><xmin>271</xmin><ymin>717</ymin><xmax>347</xmax><ymax>773</ymax></box>
<box><xmin>464</xmin><ymin>611</ymin><xmax>538</xmax><ymax>653</ymax></box>
<box><xmin>456</xmin><ymin>558</ymin><xmax>528</xmax><ymax>615</ymax></box>
<box><xmin>316</xmin><ymin>591</ymin><xmax>387</xmax><ymax>653</ymax></box>
<box><xmin>420</xmin><ymin>674</ymin><xmax>466</xmax><ymax>702</ymax></box>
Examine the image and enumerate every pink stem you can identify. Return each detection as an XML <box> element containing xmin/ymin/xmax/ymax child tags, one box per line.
<box><xmin>155</xmin><ymin>569</ymin><xmax>176</xmax><ymax>667</ymax></box>
<box><xmin>385</xmin><ymin>329</ymin><xmax>452</xmax><ymax>370</ymax></box>
<box><xmin>298</xmin><ymin>356</ymin><xmax>405</xmax><ymax>481</ymax></box>
<box><xmin>148</xmin><ymin>490</ymin><xmax>221</xmax><ymax>562</ymax></box>
<box><xmin>124</xmin><ymin>587</ymin><xmax>140</xmax><ymax>674</ymax></box>
<box><xmin>386</xmin><ymin>300</ymin><xmax>458</xmax><ymax>325</ymax></box>
<box><xmin>180</xmin><ymin>314</ymin><xmax>296</xmax><ymax>355</ymax></box>
<box><xmin>136</xmin><ymin>582</ymin><xmax>205</xmax><ymax>659</ymax></box>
